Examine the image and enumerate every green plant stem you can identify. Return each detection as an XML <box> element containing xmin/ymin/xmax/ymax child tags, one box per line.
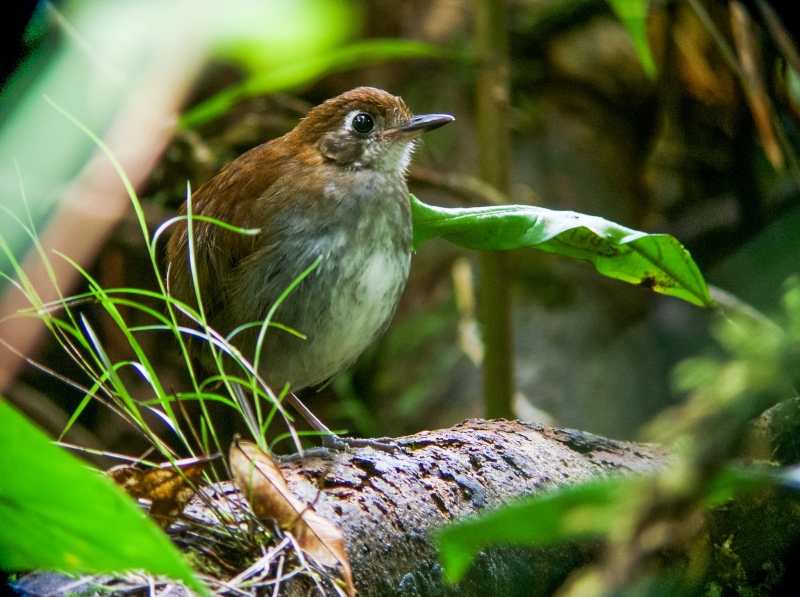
<box><xmin>475</xmin><ymin>0</ymin><xmax>514</xmax><ymax>418</ymax></box>
<box><xmin>479</xmin><ymin>251</ymin><xmax>514</xmax><ymax>418</ymax></box>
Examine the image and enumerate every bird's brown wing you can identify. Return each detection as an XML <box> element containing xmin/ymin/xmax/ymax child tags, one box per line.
<box><xmin>165</xmin><ymin>140</ymin><xmax>298</xmax><ymax>337</ymax></box>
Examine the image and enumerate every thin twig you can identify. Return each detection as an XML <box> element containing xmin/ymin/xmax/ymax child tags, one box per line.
<box><xmin>227</xmin><ymin>536</ymin><xmax>291</xmax><ymax>586</ymax></box>
<box><xmin>271</xmin><ymin>555</ymin><xmax>285</xmax><ymax>597</ymax></box>
<box><xmin>686</xmin><ymin>0</ymin><xmax>743</xmax><ymax>78</ymax></box>
<box><xmin>408</xmin><ymin>166</ymin><xmax>507</xmax><ymax>206</ymax></box>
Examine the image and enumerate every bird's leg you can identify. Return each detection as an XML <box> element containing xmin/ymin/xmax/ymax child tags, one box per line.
<box><xmin>231</xmin><ymin>383</ymin><xmax>395</xmax><ymax>457</ymax></box>
<box><xmin>284</xmin><ymin>392</ymin><xmax>397</xmax><ymax>453</ymax></box>
<box><xmin>232</xmin><ymin>383</ymin><xmax>309</xmax><ymax>456</ymax></box>
<box><xmin>232</xmin><ymin>382</ymin><xmax>260</xmax><ymax>432</ymax></box>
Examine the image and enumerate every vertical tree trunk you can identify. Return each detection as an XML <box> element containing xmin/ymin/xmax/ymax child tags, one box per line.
<box><xmin>475</xmin><ymin>0</ymin><xmax>514</xmax><ymax>418</ymax></box>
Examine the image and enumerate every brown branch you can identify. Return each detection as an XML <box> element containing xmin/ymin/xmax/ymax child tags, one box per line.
<box><xmin>408</xmin><ymin>166</ymin><xmax>507</xmax><ymax>206</ymax></box>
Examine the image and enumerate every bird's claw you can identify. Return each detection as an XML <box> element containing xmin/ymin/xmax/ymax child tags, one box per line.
<box><xmin>322</xmin><ymin>433</ymin><xmax>397</xmax><ymax>453</ymax></box>
<box><xmin>276</xmin><ymin>434</ymin><xmax>398</xmax><ymax>464</ymax></box>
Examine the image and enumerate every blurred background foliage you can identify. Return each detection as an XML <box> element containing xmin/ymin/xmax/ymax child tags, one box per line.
<box><xmin>1</xmin><ymin>0</ymin><xmax>799</xmax><ymax>463</ymax></box>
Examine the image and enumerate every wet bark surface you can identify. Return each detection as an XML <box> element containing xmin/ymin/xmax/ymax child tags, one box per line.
<box><xmin>277</xmin><ymin>419</ymin><xmax>669</xmax><ymax>596</ymax></box>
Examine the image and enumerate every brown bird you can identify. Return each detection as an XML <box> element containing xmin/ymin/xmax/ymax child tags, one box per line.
<box><xmin>166</xmin><ymin>87</ymin><xmax>453</xmax><ymax>446</ymax></box>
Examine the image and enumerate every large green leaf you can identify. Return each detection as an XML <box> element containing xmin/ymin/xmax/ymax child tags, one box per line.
<box><xmin>181</xmin><ymin>39</ymin><xmax>445</xmax><ymax>128</ymax></box>
<box><xmin>436</xmin><ymin>476</ymin><xmax>628</xmax><ymax>582</ymax></box>
<box><xmin>436</xmin><ymin>466</ymin><xmax>772</xmax><ymax>583</ymax></box>
<box><xmin>0</xmin><ymin>400</ymin><xmax>208</xmax><ymax>596</ymax></box>
<box><xmin>411</xmin><ymin>195</ymin><xmax>713</xmax><ymax>308</ymax></box>
<box><xmin>605</xmin><ymin>0</ymin><xmax>657</xmax><ymax>78</ymax></box>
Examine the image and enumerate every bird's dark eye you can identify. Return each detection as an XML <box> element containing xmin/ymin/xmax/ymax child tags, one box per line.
<box><xmin>351</xmin><ymin>112</ymin><xmax>374</xmax><ymax>134</ymax></box>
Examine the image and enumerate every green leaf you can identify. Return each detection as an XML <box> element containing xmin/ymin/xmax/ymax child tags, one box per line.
<box><xmin>605</xmin><ymin>0</ymin><xmax>657</xmax><ymax>78</ymax></box>
<box><xmin>436</xmin><ymin>465</ymin><xmax>774</xmax><ymax>583</ymax></box>
<box><xmin>436</xmin><ymin>476</ymin><xmax>630</xmax><ymax>582</ymax></box>
<box><xmin>181</xmin><ymin>39</ymin><xmax>446</xmax><ymax>128</ymax></box>
<box><xmin>0</xmin><ymin>400</ymin><xmax>208</xmax><ymax>597</ymax></box>
<box><xmin>703</xmin><ymin>464</ymin><xmax>775</xmax><ymax>507</ymax></box>
<box><xmin>411</xmin><ymin>195</ymin><xmax>713</xmax><ymax>308</ymax></box>
<box><xmin>205</xmin><ymin>0</ymin><xmax>355</xmax><ymax>72</ymax></box>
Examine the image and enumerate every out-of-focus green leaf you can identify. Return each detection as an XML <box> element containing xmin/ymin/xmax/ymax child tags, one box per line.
<box><xmin>181</xmin><ymin>39</ymin><xmax>446</xmax><ymax>128</ymax></box>
<box><xmin>437</xmin><ymin>464</ymin><xmax>775</xmax><ymax>583</ymax></box>
<box><xmin>0</xmin><ymin>400</ymin><xmax>208</xmax><ymax>597</ymax></box>
<box><xmin>206</xmin><ymin>0</ymin><xmax>354</xmax><ymax>71</ymax></box>
<box><xmin>703</xmin><ymin>465</ymin><xmax>774</xmax><ymax>507</ymax></box>
<box><xmin>605</xmin><ymin>0</ymin><xmax>657</xmax><ymax>78</ymax></box>
<box><xmin>788</xmin><ymin>68</ymin><xmax>800</xmax><ymax>107</ymax></box>
<box><xmin>436</xmin><ymin>476</ymin><xmax>630</xmax><ymax>582</ymax></box>
<box><xmin>411</xmin><ymin>195</ymin><xmax>713</xmax><ymax>308</ymax></box>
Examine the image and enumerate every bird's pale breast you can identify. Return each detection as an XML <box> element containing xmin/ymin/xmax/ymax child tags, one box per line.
<box><xmin>226</xmin><ymin>169</ymin><xmax>412</xmax><ymax>392</ymax></box>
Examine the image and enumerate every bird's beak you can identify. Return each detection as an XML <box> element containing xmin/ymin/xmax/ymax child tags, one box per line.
<box><xmin>394</xmin><ymin>113</ymin><xmax>455</xmax><ymax>136</ymax></box>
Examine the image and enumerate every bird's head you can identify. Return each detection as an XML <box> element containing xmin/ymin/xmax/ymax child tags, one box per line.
<box><xmin>291</xmin><ymin>87</ymin><xmax>454</xmax><ymax>174</ymax></box>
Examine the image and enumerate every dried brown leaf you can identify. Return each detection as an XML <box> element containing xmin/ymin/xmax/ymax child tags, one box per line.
<box><xmin>754</xmin><ymin>0</ymin><xmax>800</xmax><ymax>77</ymax></box>
<box><xmin>107</xmin><ymin>455</ymin><xmax>218</xmax><ymax>527</ymax></box>
<box><xmin>730</xmin><ymin>0</ymin><xmax>783</xmax><ymax>168</ymax></box>
<box><xmin>229</xmin><ymin>439</ymin><xmax>355</xmax><ymax>597</ymax></box>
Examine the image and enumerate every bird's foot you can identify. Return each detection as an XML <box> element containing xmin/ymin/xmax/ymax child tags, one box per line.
<box><xmin>276</xmin><ymin>434</ymin><xmax>398</xmax><ymax>464</ymax></box>
<box><xmin>322</xmin><ymin>433</ymin><xmax>397</xmax><ymax>453</ymax></box>
<box><xmin>276</xmin><ymin>447</ymin><xmax>334</xmax><ymax>463</ymax></box>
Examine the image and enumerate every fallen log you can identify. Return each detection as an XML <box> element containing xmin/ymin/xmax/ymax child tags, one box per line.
<box><xmin>275</xmin><ymin>419</ymin><xmax>669</xmax><ymax>596</ymax></box>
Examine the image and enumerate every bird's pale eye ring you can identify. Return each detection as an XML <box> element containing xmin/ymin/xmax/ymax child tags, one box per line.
<box><xmin>351</xmin><ymin>112</ymin><xmax>375</xmax><ymax>134</ymax></box>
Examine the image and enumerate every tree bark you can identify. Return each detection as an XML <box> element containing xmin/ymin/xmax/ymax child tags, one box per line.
<box><xmin>277</xmin><ymin>419</ymin><xmax>668</xmax><ymax>596</ymax></box>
